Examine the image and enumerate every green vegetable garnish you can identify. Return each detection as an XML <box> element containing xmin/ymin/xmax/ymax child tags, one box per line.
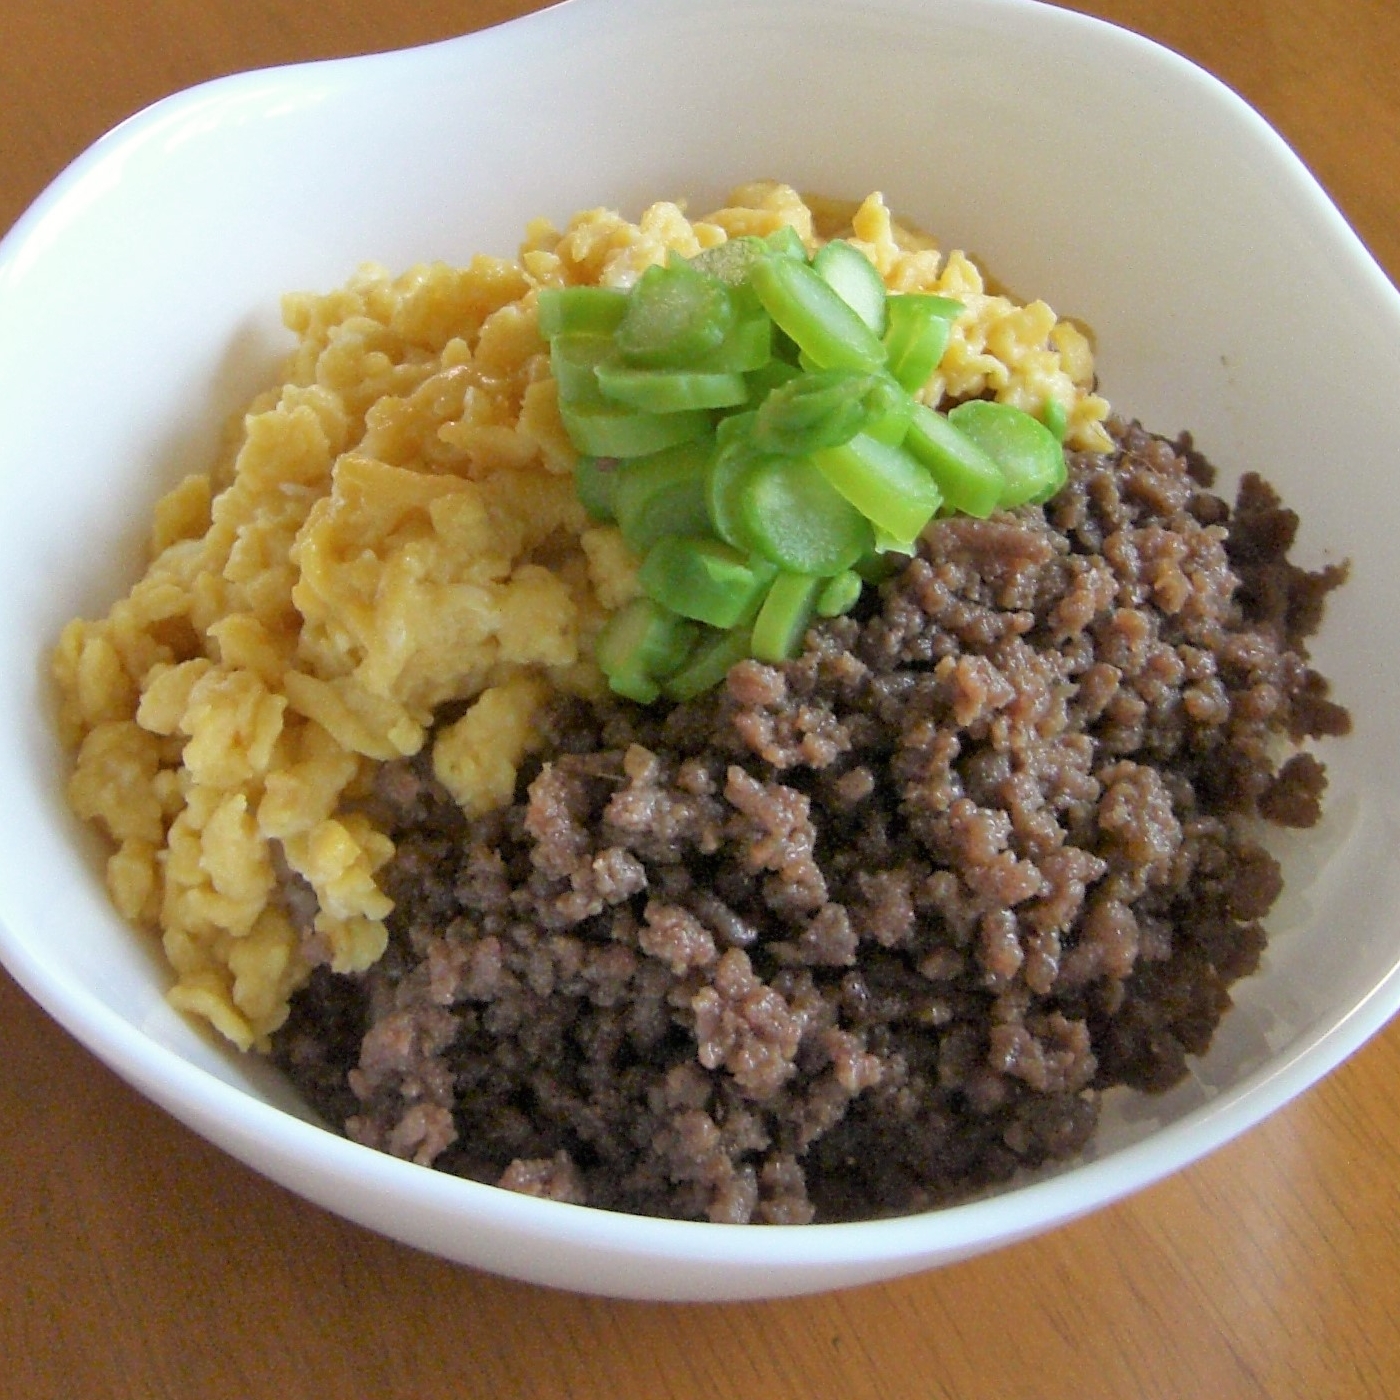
<box><xmin>594</xmin><ymin>597</ymin><xmax>697</xmax><ymax>704</ymax></box>
<box><xmin>574</xmin><ymin>456</ymin><xmax>619</xmax><ymax>522</ymax></box>
<box><xmin>663</xmin><ymin>626</ymin><xmax>754</xmax><ymax>701</ymax></box>
<box><xmin>811</xmin><ymin>239</ymin><xmax>888</xmax><ymax>335</ymax></box>
<box><xmin>638</xmin><ymin>536</ymin><xmax>775</xmax><ymax>630</ymax></box>
<box><xmin>704</xmin><ymin>414</ymin><xmax>767</xmax><ymax>550</ymax></box>
<box><xmin>902</xmin><ymin>401</ymin><xmax>1005</xmax><ymax>518</ymax></box>
<box><xmin>750</xmin><ymin>369</ymin><xmax>884</xmax><ymax>455</ymax></box>
<box><xmin>539</xmin><ymin>224</ymin><xmax>1075</xmax><ymax>701</ymax></box>
<box><xmin>748</xmin><ymin>255</ymin><xmax>887</xmax><ymax>372</ymax></box>
<box><xmin>612</xmin><ymin>437</ymin><xmax>715</xmax><ymax>552</ymax></box>
<box><xmin>743</xmin><ymin>357</ymin><xmax>803</xmax><ymax>402</ymax></box>
<box><xmin>689</xmin><ymin>236</ymin><xmax>775</xmax><ymax>288</ymax></box>
<box><xmin>947</xmin><ymin>399</ymin><xmax>1067</xmax><ymax>507</ymax></box>
<box><xmin>811</xmin><ymin>432</ymin><xmax>943</xmax><ymax>543</ymax></box>
<box><xmin>734</xmin><ymin>455</ymin><xmax>874</xmax><ymax>576</ymax></box>
<box><xmin>859</xmin><ymin>373</ymin><xmax>916</xmax><ymax>446</ymax></box>
<box><xmin>558</xmin><ymin>398</ymin><xmax>710</xmax><ymax>459</ymax></box>
<box><xmin>764</xmin><ymin>225</ymin><xmax>808</xmax><ymax>260</ymax></box>
<box><xmin>883</xmin><ymin>294</ymin><xmax>962</xmax><ymax>393</ymax></box>
<box><xmin>815</xmin><ymin>569</ymin><xmax>864</xmax><ymax>618</ymax></box>
<box><xmin>751</xmin><ymin>572</ymin><xmax>823</xmax><ymax>663</ymax></box>
<box><xmin>613</xmin><ymin>261</ymin><xmax>736</xmax><ymax>369</ymax></box>
<box><xmin>550</xmin><ymin>333</ymin><xmax>615</xmax><ymax>403</ymax></box>
<box><xmin>537</xmin><ymin>285</ymin><xmax>629</xmax><ymax>338</ymax></box>
<box><xmin>693</xmin><ymin>314</ymin><xmax>774</xmax><ymax>373</ymax></box>
<box><xmin>595</xmin><ymin>360</ymin><xmax>749</xmax><ymax>413</ymax></box>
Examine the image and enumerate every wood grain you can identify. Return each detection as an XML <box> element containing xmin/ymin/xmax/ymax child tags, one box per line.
<box><xmin>2</xmin><ymin>2</ymin><xmax>1398</xmax><ymax>1396</ymax></box>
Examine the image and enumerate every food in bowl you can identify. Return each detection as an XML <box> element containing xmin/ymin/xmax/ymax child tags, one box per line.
<box><xmin>51</xmin><ymin>182</ymin><xmax>1349</xmax><ymax>1223</ymax></box>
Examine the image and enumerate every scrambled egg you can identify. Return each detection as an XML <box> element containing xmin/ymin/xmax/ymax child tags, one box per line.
<box><xmin>52</xmin><ymin>183</ymin><xmax>1110</xmax><ymax>1050</ymax></box>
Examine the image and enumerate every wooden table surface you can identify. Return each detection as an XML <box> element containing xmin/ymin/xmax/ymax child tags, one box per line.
<box><xmin>3</xmin><ymin>1</ymin><xmax>1399</xmax><ymax>1396</ymax></box>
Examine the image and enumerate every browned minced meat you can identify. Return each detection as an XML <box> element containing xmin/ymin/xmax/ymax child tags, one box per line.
<box><xmin>271</xmin><ymin>418</ymin><xmax>1350</xmax><ymax>1223</ymax></box>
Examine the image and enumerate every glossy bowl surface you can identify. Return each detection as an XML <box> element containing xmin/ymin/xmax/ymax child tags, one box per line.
<box><xmin>1</xmin><ymin>0</ymin><xmax>1397</xmax><ymax>1301</ymax></box>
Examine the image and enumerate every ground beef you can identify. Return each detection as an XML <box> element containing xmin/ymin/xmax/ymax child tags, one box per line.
<box><xmin>271</xmin><ymin>417</ymin><xmax>1349</xmax><ymax>1223</ymax></box>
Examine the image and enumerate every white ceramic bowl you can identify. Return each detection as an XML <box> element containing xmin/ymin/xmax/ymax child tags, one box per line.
<box><xmin>1</xmin><ymin>0</ymin><xmax>1397</xmax><ymax>1302</ymax></box>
